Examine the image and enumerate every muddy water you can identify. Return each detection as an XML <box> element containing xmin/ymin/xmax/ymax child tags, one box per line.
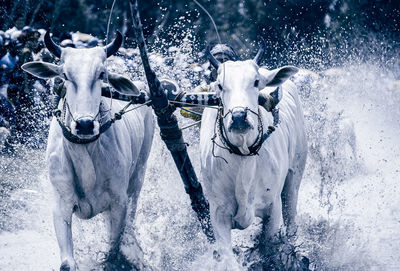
<box><xmin>1</xmin><ymin>52</ymin><xmax>399</xmax><ymax>270</ymax></box>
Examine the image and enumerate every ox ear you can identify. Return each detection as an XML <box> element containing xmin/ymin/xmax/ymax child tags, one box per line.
<box><xmin>21</xmin><ymin>61</ymin><xmax>61</xmax><ymax>79</ymax></box>
<box><xmin>259</xmin><ymin>66</ymin><xmax>298</xmax><ymax>87</ymax></box>
<box><xmin>108</xmin><ymin>72</ymin><xmax>140</xmax><ymax>95</ymax></box>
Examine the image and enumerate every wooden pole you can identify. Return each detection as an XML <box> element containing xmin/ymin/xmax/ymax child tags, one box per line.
<box><xmin>129</xmin><ymin>0</ymin><xmax>215</xmax><ymax>243</ymax></box>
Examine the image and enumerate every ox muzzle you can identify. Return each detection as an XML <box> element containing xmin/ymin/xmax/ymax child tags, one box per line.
<box><xmin>227</xmin><ymin>107</ymin><xmax>254</xmax><ymax>134</ymax></box>
<box><xmin>71</xmin><ymin>117</ymin><xmax>100</xmax><ymax>137</ymax></box>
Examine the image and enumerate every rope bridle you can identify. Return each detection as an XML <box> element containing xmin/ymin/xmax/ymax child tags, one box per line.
<box><xmin>53</xmin><ymin>96</ymin><xmax>151</xmax><ymax>145</ymax></box>
<box><xmin>211</xmin><ymin>101</ymin><xmax>280</xmax><ymax>161</ymax></box>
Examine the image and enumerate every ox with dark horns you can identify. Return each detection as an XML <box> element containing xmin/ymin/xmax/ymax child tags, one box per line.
<box><xmin>199</xmin><ymin>40</ymin><xmax>308</xmax><ymax>269</ymax></box>
<box><xmin>22</xmin><ymin>32</ymin><xmax>155</xmax><ymax>270</ymax></box>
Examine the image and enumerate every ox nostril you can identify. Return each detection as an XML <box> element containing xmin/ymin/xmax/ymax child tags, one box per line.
<box><xmin>75</xmin><ymin>119</ymin><xmax>94</xmax><ymax>135</ymax></box>
<box><xmin>229</xmin><ymin>108</ymin><xmax>253</xmax><ymax>133</ymax></box>
<box><xmin>231</xmin><ymin>110</ymin><xmax>247</xmax><ymax>123</ymax></box>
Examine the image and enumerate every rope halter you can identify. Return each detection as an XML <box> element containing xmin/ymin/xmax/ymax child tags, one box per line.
<box><xmin>212</xmin><ymin>101</ymin><xmax>280</xmax><ymax>160</ymax></box>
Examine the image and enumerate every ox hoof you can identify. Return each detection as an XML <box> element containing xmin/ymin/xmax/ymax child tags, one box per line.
<box><xmin>213</xmin><ymin>250</ymin><xmax>221</xmax><ymax>262</ymax></box>
<box><xmin>60</xmin><ymin>259</ymin><xmax>76</xmax><ymax>271</ymax></box>
<box><xmin>299</xmin><ymin>256</ymin><xmax>311</xmax><ymax>271</ymax></box>
<box><xmin>60</xmin><ymin>261</ymin><xmax>70</xmax><ymax>271</ymax></box>
<box><xmin>103</xmin><ymin>251</ymin><xmax>137</xmax><ymax>271</ymax></box>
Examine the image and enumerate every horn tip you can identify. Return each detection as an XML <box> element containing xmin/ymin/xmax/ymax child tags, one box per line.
<box><xmin>44</xmin><ymin>31</ymin><xmax>51</xmax><ymax>42</ymax></box>
<box><xmin>115</xmin><ymin>31</ymin><xmax>123</xmax><ymax>41</ymax></box>
<box><xmin>205</xmin><ymin>44</ymin><xmax>220</xmax><ymax>70</ymax></box>
<box><xmin>44</xmin><ymin>30</ymin><xmax>62</xmax><ymax>58</ymax></box>
<box><xmin>259</xmin><ymin>37</ymin><xmax>266</xmax><ymax>47</ymax></box>
<box><xmin>105</xmin><ymin>32</ymin><xmax>123</xmax><ymax>57</ymax></box>
<box><xmin>205</xmin><ymin>45</ymin><xmax>214</xmax><ymax>58</ymax></box>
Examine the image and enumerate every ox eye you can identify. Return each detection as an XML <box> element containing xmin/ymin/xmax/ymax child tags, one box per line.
<box><xmin>218</xmin><ymin>84</ymin><xmax>223</xmax><ymax>91</ymax></box>
<box><xmin>99</xmin><ymin>72</ymin><xmax>105</xmax><ymax>80</ymax></box>
<box><xmin>254</xmin><ymin>80</ymin><xmax>259</xmax><ymax>88</ymax></box>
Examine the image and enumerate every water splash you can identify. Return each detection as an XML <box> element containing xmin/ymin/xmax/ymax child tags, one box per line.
<box><xmin>1</xmin><ymin>26</ymin><xmax>400</xmax><ymax>270</ymax></box>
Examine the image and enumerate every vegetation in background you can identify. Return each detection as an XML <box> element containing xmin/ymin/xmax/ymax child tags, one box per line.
<box><xmin>0</xmin><ymin>0</ymin><xmax>399</xmax><ymax>69</ymax></box>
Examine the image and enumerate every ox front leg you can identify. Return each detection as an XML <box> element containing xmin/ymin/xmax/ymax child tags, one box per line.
<box><xmin>209</xmin><ymin>204</ymin><xmax>242</xmax><ymax>270</ymax></box>
<box><xmin>53</xmin><ymin>195</ymin><xmax>76</xmax><ymax>271</ymax></box>
<box><xmin>281</xmin><ymin>169</ymin><xmax>300</xmax><ymax>237</ymax></box>
<box><xmin>104</xmin><ymin>194</ymin><xmax>132</xmax><ymax>270</ymax></box>
<box><xmin>259</xmin><ymin>198</ymin><xmax>284</xmax><ymax>259</ymax></box>
<box><xmin>260</xmin><ymin>198</ymin><xmax>310</xmax><ymax>271</ymax></box>
<box><xmin>263</xmin><ymin>198</ymin><xmax>283</xmax><ymax>240</ymax></box>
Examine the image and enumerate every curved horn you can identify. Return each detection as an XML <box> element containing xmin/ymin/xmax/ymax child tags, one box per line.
<box><xmin>206</xmin><ymin>45</ymin><xmax>220</xmax><ymax>69</ymax></box>
<box><xmin>44</xmin><ymin>31</ymin><xmax>62</xmax><ymax>58</ymax></box>
<box><xmin>104</xmin><ymin>31</ymin><xmax>123</xmax><ymax>58</ymax></box>
<box><xmin>253</xmin><ymin>37</ymin><xmax>266</xmax><ymax>65</ymax></box>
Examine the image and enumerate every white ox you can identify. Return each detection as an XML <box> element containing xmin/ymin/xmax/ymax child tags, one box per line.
<box><xmin>200</xmin><ymin>45</ymin><xmax>307</xmax><ymax>269</ymax></box>
<box><xmin>22</xmin><ymin>32</ymin><xmax>154</xmax><ymax>271</ymax></box>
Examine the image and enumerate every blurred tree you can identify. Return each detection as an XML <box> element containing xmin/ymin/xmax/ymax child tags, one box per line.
<box><xmin>0</xmin><ymin>0</ymin><xmax>398</xmax><ymax>66</ymax></box>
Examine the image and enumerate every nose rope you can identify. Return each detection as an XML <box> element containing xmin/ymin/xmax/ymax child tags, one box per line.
<box><xmin>53</xmin><ymin>97</ymin><xmax>150</xmax><ymax>144</ymax></box>
<box><xmin>211</xmin><ymin>104</ymin><xmax>280</xmax><ymax>159</ymax></box>
<box><xmin>222</xmin><ymin>106</ymin><xmax>259</xmax><ymax>119</ymax></box>
<box><xmin>64</xmin><ymin>98</ymin><xmax>101</xmax><ymax>123</ymax></box>
<box><xmin>99</xmin><ymin>100</ymin><xmax>112</xmax><ymax>123</ymax></box>
<box><xmin>104</xmin><ymin>0</ymin><xmax>117</xmax><ymax>114</ymax></box>
<box><xmin>64</xmin><ymin>98</ymin><xmax>76</xmax><ymax>122</ymax></box>
<box><xmin>93</xmin><ymin>105</ymin><xmax>102</xmax><ymax>121</ymax></box>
